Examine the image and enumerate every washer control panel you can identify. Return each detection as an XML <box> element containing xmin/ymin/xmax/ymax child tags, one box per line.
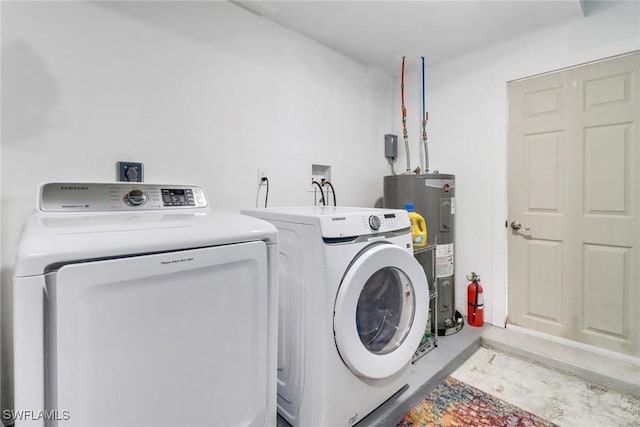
<box><xmin>319</xmin><ymin>209</ymin><xmax>410</xmax><ymax>238</ymax></box>
<box><xmin>40</xmin><ymin>182</ymin><xmax>207</xmax><ymax>212</ymax></box>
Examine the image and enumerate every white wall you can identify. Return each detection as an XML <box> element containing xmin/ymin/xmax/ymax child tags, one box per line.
<box><xmin>0</xmin><ymin>0</ymin><xmax>394</xmax><ymax>412</ymax></box>
<box><xmin>393</xmin><ymin>1</ymin><xmax>640</xmax><ymax>327</ymax></box>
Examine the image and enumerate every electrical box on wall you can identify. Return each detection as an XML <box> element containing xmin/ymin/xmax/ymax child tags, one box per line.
<box><xmin>117</xmin><ymin>162</ymin><xmax>144</xmax><ymax>182</ymax></box>
<box><xmin>384</xmin><ymin>134</ymin><xmax>398</xmax><ymax>160</ymax></box>
<box><xmin>311</xmin><ymin>164</ymin><xmax>331</xmax><ymax>206</ymax></box>
<box><xmin>311</xmin><ymin>164</ymin><xmax>331</xmax><ymax>186</ymax></box>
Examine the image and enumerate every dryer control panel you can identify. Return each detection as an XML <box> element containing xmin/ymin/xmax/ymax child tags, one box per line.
<box><xmin>39</xmin><ymin>182</ymin><xmax>208</xmax><ymax>212</ymax></box>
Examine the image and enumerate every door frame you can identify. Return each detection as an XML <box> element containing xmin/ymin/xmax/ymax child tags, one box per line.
<box><xmin>486</xmin><ymin>50</ymin><xmax>640</xmax><ymax>329</ymax></box>
<box><xmin>502</xmin><ymin>50</ymin><xmax>640</xmax><ymax>343</ymax></box>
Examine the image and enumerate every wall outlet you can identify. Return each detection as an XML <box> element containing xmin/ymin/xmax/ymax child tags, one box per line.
<box><xmin>117</xmin><ymin>161</ymin><xmax>144</xmax><ymax>182</ymax></box>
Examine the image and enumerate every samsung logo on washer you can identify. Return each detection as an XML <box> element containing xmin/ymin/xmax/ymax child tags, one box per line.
<box><xmin>331</xmin><ymin>217</ymin><xmax>346</xmax><ymax>221</ymax></box>
<box><xmin>60</xmin><ymin>186</ymin><xmax>89</xmax><ymax>191</ymax></box>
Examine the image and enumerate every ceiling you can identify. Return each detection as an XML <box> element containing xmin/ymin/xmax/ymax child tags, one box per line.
<box><xmin>232</xmin><ymin>0</ymin><xmax>596</xmax><ymax>76</ymax></box>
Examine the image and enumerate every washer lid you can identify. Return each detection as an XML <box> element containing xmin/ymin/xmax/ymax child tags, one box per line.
<box><xmin>334</xmin><ymin>243</ymin><xmax>429</xmax><ymax>379</ymax></box>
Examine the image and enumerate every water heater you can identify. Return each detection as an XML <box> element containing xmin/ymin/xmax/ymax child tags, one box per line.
<box><xmin>383</xmin><ymin>173</ymin><xmax>458</xmax><ymax>334</ymax></box>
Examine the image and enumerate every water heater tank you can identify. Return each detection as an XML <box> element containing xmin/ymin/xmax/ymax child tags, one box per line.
<box><xmin>383</xmin><ymin>174</ymin><xmax>457</xmax><ymax>333</ymax></box>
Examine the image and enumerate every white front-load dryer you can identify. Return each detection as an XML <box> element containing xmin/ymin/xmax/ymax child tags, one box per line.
<box><xmin>13</xmin><ymin>182</ymin><xmax>278</xmax><ymax>427</ymax></box>
<box><xmin>242</xmin><ymin>206</ymin><xmax>429</xmax><ymax>427</ymax></box>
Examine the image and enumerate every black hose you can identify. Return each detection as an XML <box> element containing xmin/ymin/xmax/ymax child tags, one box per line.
<box><xmin>324</xmin><ymin>181</ymin><xmax>336</xmax><ymax>206</ymax></box>
<box><xmin>311</xmin><ymin>180</ymin><xmax>325</xmax><ymax>206</ymax></box>
<box><xmin>263</xmin><ymin>177</ymin><xmax>269</xmax><ymax>208</ymax></box>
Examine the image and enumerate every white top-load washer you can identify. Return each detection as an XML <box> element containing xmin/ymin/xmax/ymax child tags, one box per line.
<box><xmin>13</xmin><ymin>182</ymin><xmax>278</xmax><ymax>427</ymax></box>
<box><xmin>241</xmin><ymin>206</ymin><xmax>429</xmax><ymax>427</ymax></box>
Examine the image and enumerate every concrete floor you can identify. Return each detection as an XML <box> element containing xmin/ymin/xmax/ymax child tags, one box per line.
<box><xmin>452</xmin><ymin>347</ymin><xmax>640</xmax><ymax>426</ymax></box>
<box><xmin>481</xmin><ymin>326</ymin><xmax>640</xmax><ymax>399</ymax></box>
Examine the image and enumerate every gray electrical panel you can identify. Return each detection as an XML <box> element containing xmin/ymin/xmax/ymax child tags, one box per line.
<box><xmin>384</xmin><ymin>134</ymin><xmax>398</xmax><ymax>160</ymax></box>
<box><xmin>383</xmin><ymin>173</ymin><xmax>457</xmax><ymax>334</ymax></box>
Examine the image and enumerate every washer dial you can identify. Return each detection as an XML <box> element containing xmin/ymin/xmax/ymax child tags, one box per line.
<box><xmin>368</xmin><ymin>215</ymin><xmax>381</xmax><ymax>230</ymax></box>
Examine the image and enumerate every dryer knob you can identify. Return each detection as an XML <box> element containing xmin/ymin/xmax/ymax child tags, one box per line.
<box><xmin>124</xmin><ymin>189</ymin><xmax>148</xmax><ymax>206</ymax></box>
<box><xmin>368</xmin><ymin>215</ymin><xmax>381</xmax><ymax>231</ymax></box>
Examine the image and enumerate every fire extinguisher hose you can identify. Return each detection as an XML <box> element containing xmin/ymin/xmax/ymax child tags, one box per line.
<box><xmin>471</xmin><ymin>280</ymin><xmax>478</xmax><ymax>323</ymax></box>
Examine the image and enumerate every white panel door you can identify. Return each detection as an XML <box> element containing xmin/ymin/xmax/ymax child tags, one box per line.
<box><xmin>507</xmin><ymin>53</ymin><xmax>640</xmax><ymax>357</ymax></box>
<box><xmin>49</xmin><ymin>242</ymin><xmax>269</xmax><ymax>427</ymax></box>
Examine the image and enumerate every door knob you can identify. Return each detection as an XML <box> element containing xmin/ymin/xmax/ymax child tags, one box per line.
<box><xmin>510</xmin><ymin>220</ymin><xmax>530</xmax><ymax>231</ymax></box>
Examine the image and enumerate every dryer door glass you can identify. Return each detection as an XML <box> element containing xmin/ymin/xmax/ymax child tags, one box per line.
<box><xmin>356</xmin><ymin>267</ymin><xmax>415</xmax><ymax>355</ymax></box>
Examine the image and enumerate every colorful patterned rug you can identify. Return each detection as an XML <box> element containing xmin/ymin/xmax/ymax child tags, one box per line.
<box><xmin>397</xmin><ymin>376</ymin><xmax>557</xmax><ymax>427</ymax></box>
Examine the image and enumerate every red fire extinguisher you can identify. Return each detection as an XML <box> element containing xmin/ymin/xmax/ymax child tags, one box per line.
<box><xmin>467</xmin><ymin>272</ymin><xmax>484</xmax><ymax>327</ymax></box>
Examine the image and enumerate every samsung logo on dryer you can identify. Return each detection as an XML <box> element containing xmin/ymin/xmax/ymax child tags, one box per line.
<box><xmin>331</xmin><ymin>216</ymin><xmax>346</xmax><ymax>221</ymax></box>
<box><xmin>60</xmin><ymin>186</ymin><xmax>89</xmax><ymax>191</ymax></box>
